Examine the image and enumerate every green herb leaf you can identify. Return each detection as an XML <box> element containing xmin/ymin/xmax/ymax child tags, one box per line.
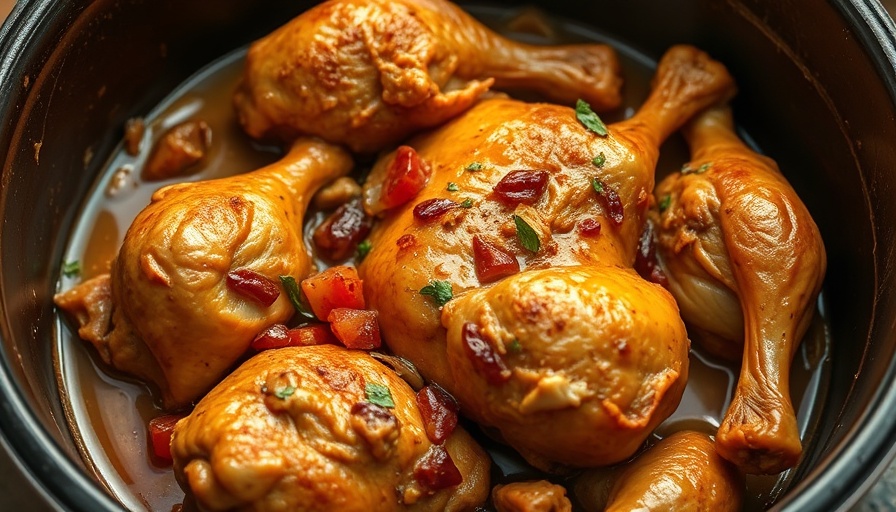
<box><xmin>274</xmin><ymin>385</ymin><xmax>296</xmax><ymax>399</ymax></box>
<box><xmin>507</xmin><ymin>339</ymin><xmax>522</xmax><ymax>353</ymax></box>
<box><xmin>465</xmin><ymin>162</ymin><xmax>483</xmax><ymax>172</ymax></box>
<box><xmin>590</xmin><ymin>177</ymin><xmax>605</xmax><ymax>195</ymax></box>
<box><xmin>513</xmin><ymin>215</ymin><xmax>541</xmax><ymax>253</ymax></box>
<box><xmin>681</xmin><ymin>162</ymin><xmax>712</xmax><ymax>175</ymax></box>
<box><xmin>61</xmin><ymin>260</ymin><xmax>81</xmax><ymax>278</ymax></box>
<box><xmin>592</xmin><ymin>152</ymin><xmax>606</xmax><ymax>167</ymax></box>
<box><xmin>575</xmin><ymin>99</ymin><xmax>608</xmax><ymax>137</ymax></box>
<box><xmin>459</xmin><ymin>198</ymin><xmax>473</xmax><ymax>208</ymax></box>
<box><xmin>419</xmin><ymin>280</ymin><xmax>453</xmax><ymax>307</ymax></box>
<box><xmin>447</xmin><ymin>182</ymin><xmax>459</xmax><ymax>192</ymax></box>
<box><xmin>279</xmin><ymin>276</ymin><xmax>315</xmax><ymax>319</ymax></box>
<box><xmin>658</xmin><ymin>194</ymin><xmax>672</xmax><ymax>213</ymax></box>
<box><xmin>365</xmin><ymin>383</ymin><xmax>395</xmax><ymax>408</ymax></box>
<box><xmin>356</xmin><ymin>240</ymin><xmax>372</xmax><ymax>260</ymax></box>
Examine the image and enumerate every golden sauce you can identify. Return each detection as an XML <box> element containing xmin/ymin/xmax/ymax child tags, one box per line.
<box><xmin>54</xmin><ymin>7</ymin><xmax>830</xmax><ymax>511</ymax></box>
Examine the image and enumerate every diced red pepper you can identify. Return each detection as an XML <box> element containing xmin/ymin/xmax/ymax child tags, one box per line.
<box><xmin>413</xmin><ymin>198</ymin><xmax>459</xmax><ymax>222</ymax></box>
<box><xmin>593</xmin><ymin>178</ymin><xmax>624</xmax><ymax>226</ymax></box>
<box><xmin>251</xmin><ymin>323</ymin><xmax>337</xmax><ymax>351</ymax></box>
<box><xmin>493</xmin><ymin>170</ymin><xmax>549</xmax><ymax>205</ymax></box>
<box><xmin>313</xmin><ymin>198</ymin><xmax>373</xmax><ymax>262</ymax></box>
<box><xmin>226</xmin><ymin>268</ymin><xmax>280</xmax><ymax>307</ymax></box>
<box><xmin>301</xmin><ymin>266</ymin><xmax>366</xmax><ymax>320</ymax></box>
<box><xmin>328</xmin><ymin>308</ymin><xmax>382</xmax><ymax>349</ymax></box>
<box><xmin>578</xmin><ymin>218</ymin><xmax>602</xmax><ymax>236</ymax></box>
<box><xmin>462</xmin><ymin>322</ymin><xmax>510</xmax><ymax>385</ymax></box>
<box><xmin>634</xmin><ymin>219</ymin><xmax>669</xmax><ymax>287</ymax></box>
<box><xmin>416</xmin><ymin>385</ymin><xmax>459</xmax><ymax>444</ymax></box>
<box><xmin>148</xmin><ymin>413</ymin><xmax>185</xmax><ymax>463</ymax></box>
<box><xmin>376</xmin><ymin>146</ymin><xmax>432</xmax><ymax>212</ymax></box>
<box><xmin>413</xmin><ymin>445</ymin><xmax>463</xmax><ymax>490</ymax></box>
<box><xmin>472</xmin><ymin>235</ymin><xmax>520</xmax><ymax>283</ymax></box>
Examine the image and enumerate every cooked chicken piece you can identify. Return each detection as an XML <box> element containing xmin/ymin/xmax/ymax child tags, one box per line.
<box><xmin>492</xmin><ymin>480</ymin><xmax>572</xmax><ymax>512</ymax></box>
<box><xmin>171</xmin><ymin>344</ymin><xmax>491</xmax><ymax>511</ymax></box>
<box><xmin>573</xmin><ymin>431</ymin><xmax>743</xmax><ymax>512</ymax></box>
<box><xmin>56</xmin><ymin>139</ymin><xmax>353</xmax><ymax>409</ymax></box>
<box><xmin>653</xmin><ymin>106</ymin><xmax>826</xmax><ymax>474</ymax></box>
<box><xmin>358</xmin><ymin>45</ymin><xmax>736</xmax><ymax>469</ymax></box>
<box><xmin>233</xmin><ymin>0</ymin><xmax>622</xmax><ymax>153</ymax></box>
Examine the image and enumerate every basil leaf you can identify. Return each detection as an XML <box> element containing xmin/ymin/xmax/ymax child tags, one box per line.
<box><xmin>419</xmin><ymin>280</ymin><xmax>453</xmax><ymax>307</ymax></box>
<box><xmin>513</xmin><ymin>215</ymin><xmax>541</xmax><ymax>253</ymax></box>
<box><xmin>365</xmin><ymin>383</ymin><xmax>395</xmax><ymax>408</ymax></box>
<box><xmin>575</xmin><ymin>99</ymin><xmax>608</xmax><ymax>136</ymax></box>
<box><xmin>279</xmin><ymin>276</ymin><xmax>315</xmax><ymax>319</ymax></box>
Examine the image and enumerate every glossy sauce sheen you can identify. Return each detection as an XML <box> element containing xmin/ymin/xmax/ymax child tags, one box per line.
<box><xmin>54</xmin><ymin>7</ymin><xmax>830</xmax><ymax>511</ymax></box>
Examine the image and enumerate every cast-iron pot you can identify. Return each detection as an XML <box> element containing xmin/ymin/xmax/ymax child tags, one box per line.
<box><xmin>1</xmin><ymin>0</ymin><xmax>896</xmax><ymax>510</ymax></box>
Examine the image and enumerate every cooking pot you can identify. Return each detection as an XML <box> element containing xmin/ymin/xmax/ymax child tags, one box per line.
<box><xmin>1</xmin><ymin>0</ymin><xmax>896</xmax><ymax>510</ymax></box>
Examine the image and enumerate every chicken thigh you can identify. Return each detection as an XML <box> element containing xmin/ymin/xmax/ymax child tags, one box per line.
<box><xmin>171</xmin><ymin>344</ymin><xmax>491</xmax><ymax>511</ymax></box>
<box><xmin>55</xmin><ymin>138</ymin><xmax>353</xmax><ymax>409</ymax></box>
<box><xmin>233</xmin><ymin>0</ymin><xmax>622</xmax><ymax>153</ymax></box>
<box><xmin>653</xmin><ymin>106</ymin><xmax>826</xmax><ymax>473</ymax></box>
<box><xmin>358</xmin><ymin>45</ymin><xmax>737</xmax><ymax>469</ymax></box>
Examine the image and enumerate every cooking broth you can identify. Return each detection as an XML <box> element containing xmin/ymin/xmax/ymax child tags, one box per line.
<box><xmin>53</xmin><ymin>6</ymin><xmax>831</xmax><ymax>511</ymax></box>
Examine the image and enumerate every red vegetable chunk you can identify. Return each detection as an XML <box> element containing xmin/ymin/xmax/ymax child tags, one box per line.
<box><xmin>226</xmin><ymin>268</ymin><xmax>280</xmax><ymax>307</ymax></box>
<box><xmin>416</xmin><ymin>385</ymin><xmax>459</xmax><ymax>444</ymax></box>
<box><xmin>328</xmin><ymin>308</ymin><xmax>382</xmax><ymax>349</ymax></box>
<box><xmin>379</xmin><ymin>145</ymin><xmax>432</xmax><ymax>211</ymax></box>
<box><xmin>494</xmin><ymin>170</ymin><xmax>549</xmax><ymax>205</ymax></box>
<box><xmin>148</xmin><ymin>414</ymin><xmax>185</xmax><ymax>463</ymax></box>
<box><xmin>251</xmin><ymin>323</ymin><xmax>337</xmax><ymax>351</ymax></box>
<box><xmin>313</xmin><ymin>198</ymin><xmax>372</xmax><ymax>262</ymax></box>
<box><xmin>634</xmin><ymin>219</ymin><xmax>668</xmax><ymax>287</ymax></box>
<box><xmin>578</xmin><ymin>218</ymin><xmax>602</xmax><ymax>236</ymax></box>
<box><xmin>472</xmin><ymin>235</ymin><xmax>520</xmax><ymax>283</ymax></box>
<box><xmin>413</xmin><ymin>445</ymin><xmax>463</xmax><ymax>490</ymax></box>
<box><xmin>301</xmin><ymin>266</ymin><xmax>365</xmax><ymax>320</ymax></box>
<box><xmin>413</xmin><ymin>198</ymin><xmax>459</xmax><ymax>221</ymax></box>
<box><xmin>462</xmin><ymin>322</ymin><xmax>510</xmax><ymax>385</ymax></box>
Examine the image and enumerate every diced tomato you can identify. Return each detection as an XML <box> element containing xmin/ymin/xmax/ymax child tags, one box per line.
<box><xmin>462</xmin><ymin>322</ymin><xmax>509</xmax><ymax>385</ymax></box>
<box><xmin>413</xmin><ymin>198</ymin><xmax>459</xmax><ymax>222</ymax></box>
<box><xmin>226</xmin><ymin>268</ymin><xmax>280</xmax><ymax>307</ymax></box>
<box><xmin>301</xmin><ymin>266</ymin><xmax>365</xmax><ymax>320</ymax></box>
<box><xmin>413</xmin><ymin>445</ymin><xmax>463</xmax><ymax>490</ymax></box>
<box><xmin>369</xmin><ymin>146</ymin><xmax>432</xmax><ymax>213</ymax></box>
<box><xmin>328</xmin><ymin>308</ymin><xmax>381</xmax><ymax>349</ymax></box>
<box><xmin>251</xmin><ymin>323</ymin><xmax>337</xmax><ymax>351</ymax></box>
<box><xmin>416</xmin><ymin>385</ymin><xmax>459</xmax><ymax>444</ymax></box>
<box><xmin>472</xmin><ymin>235</ymin><xmax>520</xmax><ymax>283</ymax></box>
<box><xmin>313</xmin><ymin>198</ymin><xmax>373</xmax><ymax>262</ymax></box>
<box><xmin>493</xmin><ymin>170</ymin><xmax>549</xmax><ymax>205</ymax></box>
<box><xmin>578</xmin><ymin>218</ymin><xmax>602</xmax><ymax>236</ymax></box>
<box><xmin>148</xmin><ymin>413</ymin><xmax>185</xmax><ymax>463</ymax></box>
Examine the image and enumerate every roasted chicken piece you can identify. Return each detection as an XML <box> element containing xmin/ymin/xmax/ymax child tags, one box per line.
<box><xmin>55</xmin><ymin>138</ymin><xmax>353</xmax><ymax>409</ymax></box>
<box><xmin>574</xmin><ymin>431</ymin><xmax>744</xmax><ymax>511</ymax></box>
<box><xmin>233</xmin><ymin>0</ymin><xmax>622</xmax><ymax>153</ymax></box>
<box><xmin>171</xmin><ymin>344</ymin><xmax>491</xmax><ymax>511</ymax></box>
<box><xmin>358</xmin><ymin>45</ymin><xmax>736</xmax><ymax>469</ymax></box>
<box><xmin>492</xmin><ymin>480</ymin><xmax>572</xmax><ymax>512</ymax></box>
<box><xmin>653</xmin><ymin>106</ymin><xmax>826</xmax><ymax>473</ymax></box>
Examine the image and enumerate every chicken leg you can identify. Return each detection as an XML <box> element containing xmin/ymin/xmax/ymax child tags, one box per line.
<box><xmin>358</xmin><ymin>45</ymin><xmax>736</xmax><ymax>468</ymax></box>
<box><xmin>233</xmin><ymin>0</ymin><xmax>622</xmax><ymax>153</ymax></box>
<box><xmin>653</xmin><ymin>106</ymin><xmax>826</xmax><ymax>473</ymax></box>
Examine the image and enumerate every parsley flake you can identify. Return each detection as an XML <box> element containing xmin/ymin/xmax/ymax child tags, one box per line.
<box><xmin>575</xmin><ymin>99</ymin><xmax>608</xmax><ymax>137</ymax></box>
<box><xmin>419</xmin><ymin>280</ymin><xmax>453</xmax><ymax>307</ymax></box>
<box><xmin>356</xmin><ymin>240</ymin><xmax>372</xmax><ymax>260</ymax></box>
<box><xmin>61</xmin><ymin>260</ymin><xmax>81</xmax><ymax>278</ymax></box>
<box><xmin>591</xmin><ymin>177</ymin><xmax>605</xmax><ymax>195</ymax></box>
<box><xmin>459</xmin><ymin>198</ymin><xmax>473</xmax><ymax>208</ymax></box>
<box><xmin>507</xmin><ymin>339</ymin><xmax>522</xmax><ymax>353</ymax></box>
<box><xmin>447</xmin><ymin>182</ymin><xmax>459</xmax><ymax>192</ymax></box>
<box><xmin>659</xmin><ymin>194</ymin><xmax>672</xmax><ymax>213</ymax></box>
<box><xmin>365</xmin><ymin>383</ymin><xmax>395</xmax><ymax>408</ymax></box>
<box><xmin>465</xmin><ymin>162</ymin><xmax>483</xmax><ymax>172</ymax></box>
<box><xmin>592</xmin><ymin>152</ymin><xmax>606</xmax><ymax>167</ymax></box>
<box><xmin>279</xmin><ymin>276</ymin><xmax>315</xmax><ymax>319</ymax></box>
<box><xmin>681</xmin><ymin>162</ymin><xmax>713</xmax><ymax>175</ymax></box>
<box><xmin>274</xmin><ymin>385</ymin><xmax>296</xmax><ymax>399</ymax></box>
<box><xmin>513</xmin><ymin>215</ymin><xmax>541</xmax><ymax>253</ymax></box>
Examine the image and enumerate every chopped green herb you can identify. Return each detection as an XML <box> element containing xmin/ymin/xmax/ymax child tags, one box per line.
<box><xmin>356</xmin><ymin>240</ymin><xmax>372</xmax><ymax>260</ymax></box>
<box><xmin>590</xmin><ymin>177</ymin><xmax>605</xmax><ymax>195</ymax></box>
<box><xmin>681</xmin><ymin>162</ymin><xmax>712</xmax><ymax>175</ymax></box>
<box><xmin>447</xmin><ymin>182</ymin><xmax>459</xmax><ymax>192</ymax></box>
<box><xmin>592</xmin><ymin>152</ymin><xmax>606</xmax><ymax>167</ymax></box>
<box><xmin>513</xmin><ymin>215</ymin><xmax>541</xmax><ymax>253</ymax></box>
<box><xmin>61</xmin><ymin>260</ymin><xmax>81</xmax><ymax>278</ymax></box>
<box><xmin>575</xmin><ymin>99</ymin><xmax>608</xmax><ymax>137</ymax></box>
<box><xmin>419</xmin><ymin>280</ymin><xmax>453</xmax><ymax>307</ymax></box>
<box><xmin>365</xmin><ymin>383</ymin><xmax>395</xmax><ymax>408</ymax></box>
<box><xmin>465</xmin><ymin>162</ymin><xmax>483</xmax><ymax>172</ymax></box>
<box><xmin>274</xmin><ymin>385</ymin><xmax>296</xmax><ymax>399</ymax></box>
<box><xmin>659</xmin><ymin>194</ymin><xmax>672</xmax><ymax>213</ymax></box>
<box><xmin>507</xmin><ymin>339</ymin><xmax>522</xmax><ymax>353</ymax></box>
<box><xmin>279</xmin><ymin>276</ymin><xmax>315</xmax><ymax>319</ymax></box>
<box><xmin>459</xmin><ymin>198</ymin><xmax>473</xmax><ymax>208</ymax></box>
<box><xmin>698</xmin><ymin>162</ymin><xmax>712</xmax><ymax>173</ymax></box>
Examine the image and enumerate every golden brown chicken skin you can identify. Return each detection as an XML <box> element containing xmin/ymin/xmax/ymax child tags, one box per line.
<box><xmin>55</xmin><ymin>139</ymin><xmax>353</xmax><ymax>410</ymax></box>
<box><xmin>233</xmin><ymin>0</ymin><xmax>622</xmax><ymax>153</ymax></box>
<box><xmin>653</xmin><ymin>106</ymin><xmax>826</xmax><ymax>474</ymax></box>
<box><xmin>492</xmin><ymin>480</ymin><xmax>572</xmax><ymax>512</ymax></box>
<box><xmin>358</xmin><ymin>45</ymin><xmax>737</xmax><ymax>469</ymax></box>
<box><xmin>171</xmin><ymin>344</ymin><xmax>491</xmax><ymax>512</ymax></box>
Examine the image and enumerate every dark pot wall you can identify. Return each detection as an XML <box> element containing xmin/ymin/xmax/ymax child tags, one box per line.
<box><xmin>0</xmin><ymin>1</ymin><xmax>895</xmax><ymax>511</ymax></box>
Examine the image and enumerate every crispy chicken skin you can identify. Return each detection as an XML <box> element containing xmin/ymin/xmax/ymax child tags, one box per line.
<box><xmin>358</xmin><ymin>45</ymin><xmax>736</xmax><ymax>468</ymax></box>
<box><xmin>654</xmin><ymin>106</ymin><xmax>826</xmax><ymax>474</ymax></box>
<box><xmin>55</xmin><ymin>139</ymin><xmax>353</xmax><ymax>410</ymax></box>
<box><xmin>171</xmin><ymin>345</ymin><xmax>490</xmax><ymax>512</ymax></box>
<box><xmin>492</xmin><ymin>480</ymin><xmax>572</xmax><ymax>512</ymax></box>
<box><xmin>233</xmin><ymin>0</ymin><xmax>622</xmax><ymax>153</ymax></box>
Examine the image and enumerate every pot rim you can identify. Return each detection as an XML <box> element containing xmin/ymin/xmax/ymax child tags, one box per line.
<box><xmin>1</xmin><ymin>1</ymin><xmax>896</xmax><ymax>511</ymax></box>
